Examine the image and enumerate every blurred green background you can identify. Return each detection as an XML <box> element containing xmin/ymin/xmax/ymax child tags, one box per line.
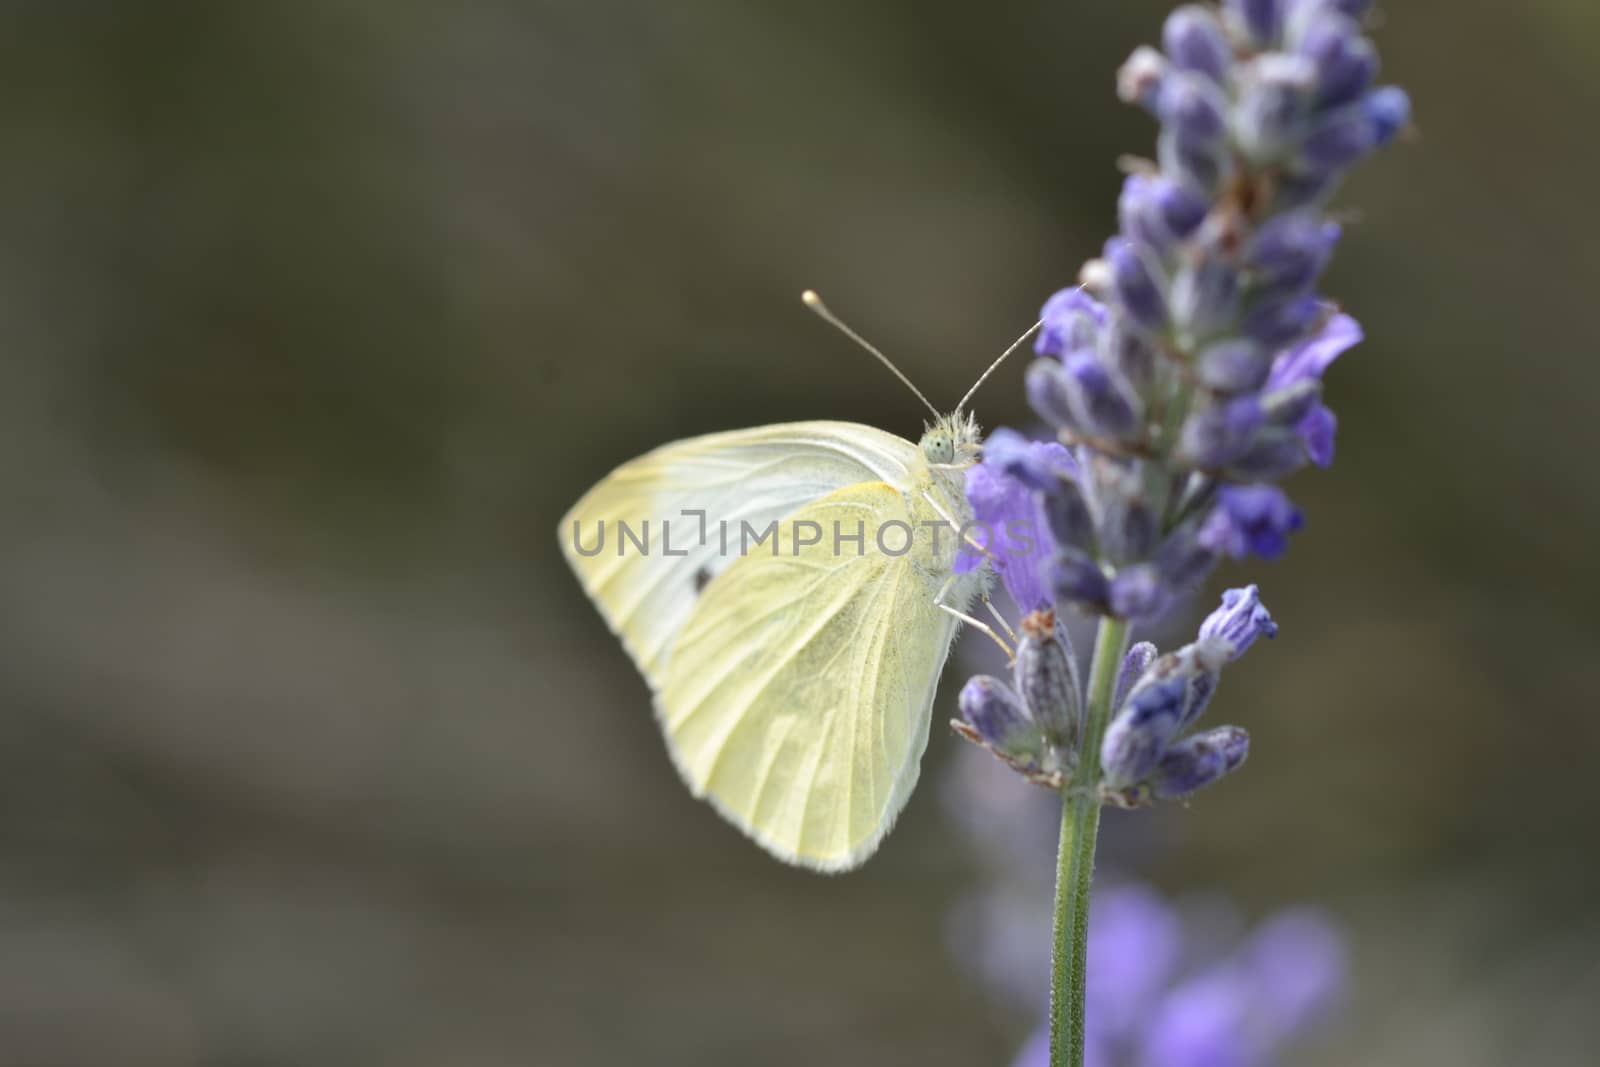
<box><xmin>3</xmin><ymin>1</ymin><xmax>1598</xmax><ymax>1064</ymax></box>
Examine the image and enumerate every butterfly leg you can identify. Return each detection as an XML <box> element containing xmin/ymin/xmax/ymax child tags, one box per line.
<box><xmin>918</xmin><ymin>489</ymin><xmax>996</xmax><ymax>563</ymax></box>
<box><xmin>934</xmin><ymin>574</ymin><xmax>1015</xmax><ymax>662</ymax></box>
<box><xmin>916</xmin><ymin>486</ymin><xmax>1017</xmax><ymax>645</ymax></box>
<box><xmin>983</xmin><ymin>598</ymin><xmax>1019</xmax><ymax>645</ymax></box>
<box><xmin>919</xmin><ymin>489</ymin><xmax>1014</xmax><ymax>659</ymax></box>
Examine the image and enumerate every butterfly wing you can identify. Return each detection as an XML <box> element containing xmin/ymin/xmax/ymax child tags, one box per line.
<box><xmin>559</xmin><ymin>422</ymin><xmax>920</xmax><ymax>689</ymax></box>
<box><xmin>659</xmin><ymin>480</ymin><xmax>965</xmax><ymax>871</ymax></box>
<box><xmin>560</xmin><ymin>422</ymin><xmax>915</xmax><ymax>687</ymax></box>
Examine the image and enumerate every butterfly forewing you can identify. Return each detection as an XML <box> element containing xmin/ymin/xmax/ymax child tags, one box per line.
<box><xmin>558</xmin><ymin>422</ymin><xmax>921</xmax><ymax>688</ymax></box>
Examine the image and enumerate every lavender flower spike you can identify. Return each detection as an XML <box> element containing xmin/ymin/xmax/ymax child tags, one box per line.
<box><xmin>943</xmin><ymin>6</ymin><xmax>1406</xmax><ymax>1062</ymax></box>
<box><xmin>951</xmin><ymin>0</ymin><xmax>1399</xmax><ymax>768</ymax></box>
<box><xmin>966</xmin><ymin>12</ymin><xmax>1402</xmax><ymax>622</ymax></box>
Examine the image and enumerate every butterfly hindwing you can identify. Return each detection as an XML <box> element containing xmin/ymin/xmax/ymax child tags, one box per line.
<box><xmin>658</xmin><ymin>480</ymin><xmax>964</xmax><ymax>871</ymax></box>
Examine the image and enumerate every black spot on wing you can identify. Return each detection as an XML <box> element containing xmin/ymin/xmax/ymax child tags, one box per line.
<box><xmin>693</xmin><ymin>566</ymin><xmax>714</xmax><ymax>593</ymax></box>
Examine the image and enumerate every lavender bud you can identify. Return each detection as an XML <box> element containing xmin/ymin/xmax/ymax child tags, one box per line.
<box><xmin>1273</xmin><ymin>169</ymin><xmax>1337</xmax><ymax>212</ymax></box>
<box><xmin>1119</xmin><ymin>174</ymin><xmax>1208</xmax><ymax>256</ymax></box>
<box><xmin>1243</xmin><ymin>294</ymin><xmax>1320</xmax><ymax>348</ymax></box>
<box><xmin>1298</xmin><ymin>13</ymin><xmax>1377</xmax><ymax>107</ymax></box>
<box><xmin>1223</xmin><ymin>0</ymin><xmax>1285</xmax><ymax>46</ymax></box>
<box><xmin>1065</xmin><ymin>350</ymin><xmax>1141</xmax><ymax>440</ymax></box>
<box><xmin>1053</xmin><ymin>547</ymin><xmax>1110</xmax><ymax>609</ymax></box>
<box><xmin>958</xmin><ymin>675</ymin><xmax>1042</xmax><ymax>763</ymax></box>
<box><xmin>1198</xmin><ymin>584</ymin><xmax>1278</xmax><ymax>660</ymax></box>
<box><xmin>1037</xmin><ymin>287</ymin><xmax>1107</xmax><ymax>357</ymax></box>
<box><xmin>1131</xmin><ymin>641</ymin><xmax>1225</xmax><ymax>727</ymax></box>
<box><xmin>1178</xmin><ymin>396</ymin><xmax>1264</xmax><ymax>469</ymax></box>
<box><xmin>1152</xmin><ymin>725</ymin><xmax>1251</xmax><ymax>798</ymax></box>
<box><xmin>1366</xmin><ymin>85</ymin><xmax>1411</xmax><ymax>146</ymax></box>
<box><xmin>1233</xmin><ymin>54</ymin><xmax>1316</xmax><ymax>163</ymax></box>
<box><xmin>1170</xmin><ymin>257</ymin><xmax>1241</xmax><ymax>341</ymax></box>
<box><xmin>1160</xmin><ymin>180</ymin><xmax>1209</xmax><ymax>238</ymax></box>
<box><xmin>1119</xmin><ymin>175</ymin><xmax>1164</xmax><ymax>253</ymax></box>
<box><xmin>1155</xmin><ymin>526</ymin><xmax>1219</xmax><ymax>590</ymax></box>
<box><xmin>1105</xmin><ymin>316</ymin><xmax>1159</xmax><ymax>394</ymax></box>
<box><xmin>1158</xmin><ymin>125</ymin><xmax>1230</xmax><ymax>193</ymax></box>
<box><xmin>1159</xmin><ymin>72</ymin><xmax>1230</xmax><ymax>146</ymax></box>
<box><xmin>1250</xmin><ymin>212</ymin><xmax>1342</xmax><ymax>294</ymax></box>
<box><xmin>1196</xmin><ymin>339</ymin><xmax>1271</xmax><ymax>393</ymax></box>
<box><xmin>1300</xmin><ymin>104</ymin><xmax>1376</xmax><ymax>172</ymax></box>
<box><xmin>1163</xmin><ymin>6</ymin><xmax>1234</xmax><ymax>84</ymax></box>
<box><xmin>1261</xmin><ymin>379</ymin><xmax>1322</xmax><ymax>425</ymax></box>
<box><xmin>1286</xmin><ymin>0</ymin><xmax>1372</xmax><ymax>50</ymax></box>
<box><xmin>1113</xmin><ymin>641</ymin><xmax>1160</xmax><ymax>713</ymax></box>
<box><xmin>1095</xmin><ymin>458</ymin><xmax>1159</xmax><ymax>562</ymax></box>
<box><xmin>1101</xmin><ymin>676</ymin><xmax>1186</xmax><ymax>788</ymax></box>
<box><xmin>1227</xmin><ymin>428</ymin><xmax>1309</xmax><ymax>479</ymax></box>
<box><xmin>1014</xmin><ymin>610</ymin><xmax>1083</xmax><ymax>748</ymax></box>
<box><xmin>1043</xmin><ymin>474</ymin><xmax>1095</xmax><ymax>552</ymax></box>
<box><xmin>1109</xmin><ymin>564</ymin><xmax>1169</xmax><ymax>620</ymax></box>
<box><xmin>1107</xmin><ymin>238</ymin><xmax>1169</xmax><ymax>332</ymax></box>
<box><xmin>1117</xmin><ymin>45</ymin><xmax>1170</xmax><ymax>112</ymax></box>
<box><xmin>1026</xmin><ymin>358</ymin><xmax>1079</xmax><ymax>432</ymax></box>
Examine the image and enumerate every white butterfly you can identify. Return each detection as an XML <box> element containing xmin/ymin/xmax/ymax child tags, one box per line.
<box><xmin>558</xmin><ymin>294</ymin><xmax>1031</xmax><ymax>871</ymax></box>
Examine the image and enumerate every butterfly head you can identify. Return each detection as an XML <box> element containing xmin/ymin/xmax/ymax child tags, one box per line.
<box><xmin>921</xmin><ymin>410</ymin><xmax>982</xmax><ymax>469</ymax></box>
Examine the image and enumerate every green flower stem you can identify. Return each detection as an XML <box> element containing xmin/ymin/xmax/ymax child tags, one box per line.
<box><xmin>1049</xmin><ymin>615</ymin><xmax>1132</xmax><ymax>1067</ymax></box>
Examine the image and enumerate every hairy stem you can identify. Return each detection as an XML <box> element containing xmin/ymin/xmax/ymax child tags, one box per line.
<box><xmin>1049</xmin><ymin>615</ymin><xmax>1131</xmax><ymax>1067</ymax></box>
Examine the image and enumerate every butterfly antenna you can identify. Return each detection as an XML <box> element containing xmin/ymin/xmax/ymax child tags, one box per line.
<box><xmin>955</xmin><ymin>318</ymin><xmax>1042</xmax><ymax>415</ymax></box>
<box><xmin>802</xmin><ymin>290</ymin><xmax>942</xmax><ymax>420</ymax></box>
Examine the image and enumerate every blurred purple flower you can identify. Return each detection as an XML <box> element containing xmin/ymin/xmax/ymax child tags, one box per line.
<box><xmin>1137</xmin><ymin>965</ymin><xmax>1263</xmax><ymax>1067</ymax></box>
<box><xmin>998</xmin><ymin>884</ymin><xmax>1345</xmax><ymax>1067</ymax></box>
<box><xmin>1085</xmin><ymin>885</ymin><xmax>1185</xmax><ymax>1037</ymax></box>
<box><xmin>1240</xmin><ymin>910</ymin><xmax>1347</xmax><ymax>1037</ymax></box>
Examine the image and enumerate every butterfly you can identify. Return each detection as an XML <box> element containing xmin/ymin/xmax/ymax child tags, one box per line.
<box><xmin>558</xmin><ymin>293</ymin><xmax>1034</xmax><ymax>871</ymax></box>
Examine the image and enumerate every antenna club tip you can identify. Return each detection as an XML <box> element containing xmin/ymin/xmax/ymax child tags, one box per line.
<box><xmin>801</xmin><ymin>289</ymin><xmax>823</xmax><ymax>308</ymax></box>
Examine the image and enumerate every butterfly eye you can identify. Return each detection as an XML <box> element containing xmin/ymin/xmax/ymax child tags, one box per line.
<box><xmin>924</xmin><ymin>434</ymin><xmax>955</xmax><ymax>464</ymax></box>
